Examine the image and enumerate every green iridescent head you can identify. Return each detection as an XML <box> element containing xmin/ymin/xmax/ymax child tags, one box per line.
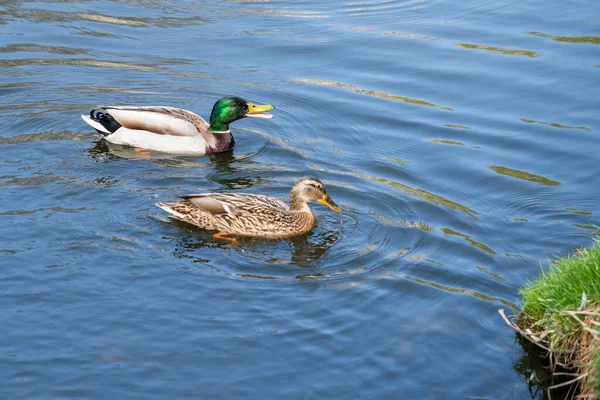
<box><xmin>208</xmin><ymin>96</ymin><xmax>275</xmax><ymax>132</ymax></box>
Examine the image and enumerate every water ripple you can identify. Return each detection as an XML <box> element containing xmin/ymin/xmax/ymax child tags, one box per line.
<box><xmin>311</xmin><ymin>163</ymin><xmax>479</xmax><ymax>219</ymax></box>
<box><xmin>0</xmin><ymin>131</ymin><xmax>95</xmax><ymax>145</ymax></box>
<box><xmin>295</xmin><ymin>78</ymin><xmax>452</xmax><ymax>110</ymax></box>
<box><xmin>489</xmin><ymin>165</ymin><xmax>560</xmax><ymax>186</ymax></box>
<box><xmin>1</xmin><ymin>0</ymin><xmax>599</xmax><ymax>398</ymax></box>
<box><xmin>457</xmin><ymin>43</ymin><xmax>538</xmax><ymax>57</ymax></box>
<box><xmin>527</xmin><ymin>31</ymin><xmax>600</xmax><ymax>45</ymax></box>
<box><xmin>520</xmin><ymin>117</ymin><xmax>591</xmax><ymax>132</ymax></box>
<box><xmin>0</xmin><ymin>43</ymin><xmax>89</xmax><ymax>55</ymax></box>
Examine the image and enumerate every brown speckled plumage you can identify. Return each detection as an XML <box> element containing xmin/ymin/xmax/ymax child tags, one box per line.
<box><xmin>156</xmin><ymin>177</ymin><xmax>341</xmax><ymax>239</ymax></box>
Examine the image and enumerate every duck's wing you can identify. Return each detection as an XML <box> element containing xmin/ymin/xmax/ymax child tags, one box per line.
<box><xmin>180</xmin><ymin>193</ymin><xmax>289</xmax><ymax>217</ymax></box>
<box><xmin>182</xmin><ymin>195</ymin><xmax>239</xmax><ymax>218</ymax></box>
<box><xmin>95</xmin><ymin>106</ymin><xmax>209</xmax><ymax>137</ymax></box>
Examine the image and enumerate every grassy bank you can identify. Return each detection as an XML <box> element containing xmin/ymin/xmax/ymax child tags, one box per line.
<box><xmin>503</xmin><ymin>241</ymin><xmax>600</xmax><ymax>398</ymax></box>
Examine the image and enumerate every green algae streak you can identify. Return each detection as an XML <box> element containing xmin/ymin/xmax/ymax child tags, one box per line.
<box><xmin>457</xmin><ymin>43</ymin><xmax>537</xmax><ymax>57</ymax></box>
<box><xmin>490</xmin><ymin>165</ymin><xmax>560</xmax><ymax>186</ymax></box>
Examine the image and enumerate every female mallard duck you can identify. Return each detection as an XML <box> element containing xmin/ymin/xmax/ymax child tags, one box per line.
<box><xmin>156</xmin><ymin>177</ymin><xmax>341</xmax><ymax>240</ymax></box>
<box><xmin>80</xmin><ymin>96</ymin><xmax>275</xmax><ymax>155</ymax></box>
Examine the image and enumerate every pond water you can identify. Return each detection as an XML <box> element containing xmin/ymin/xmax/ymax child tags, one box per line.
<box><xmin>1</xmin><ymin>0</ymin><xmax>599</xmax><ymax>398</ymax></box>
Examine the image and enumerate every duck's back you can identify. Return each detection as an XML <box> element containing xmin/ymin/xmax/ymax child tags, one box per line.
<box><xmin>159</xmin><ymin>193</ymin><xmax>316</xmax><ymax>238</ymax></box>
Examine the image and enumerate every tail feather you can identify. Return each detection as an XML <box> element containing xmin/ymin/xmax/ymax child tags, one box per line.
<box><xmin>156</xmin><ymin>202</ymin><xmax>187</xmax><ymax>220</ymax></box>
<box><xmin>81</xmin><ymin>114</ymin><xmax>110</xmax><ymax>135</ymax></box>
<box><xmin>80</xmin><ymin>109</ymin><xmax>122</xmax><ymax>136</ymax></box>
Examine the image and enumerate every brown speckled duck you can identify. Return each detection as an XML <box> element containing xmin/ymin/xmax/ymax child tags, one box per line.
<box><xmin>80</xmin><ymin>96</ymin><xmax>275</xmax><ymax>155</ymax></box>
<box><xmin>156</xmin><ymin>177</ymin><xmax>341</xmax><ymax>240</ymax></box>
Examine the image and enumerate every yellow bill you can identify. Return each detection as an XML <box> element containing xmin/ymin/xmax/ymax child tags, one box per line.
<box><xmin>318</xmin><ymin>195</ymin><xmax>342</xmax><ymax>213</ymax></box>
<box><xmin>245</xmin><ymin>102</ymin><xmax>275</xmax><ymax>119</ymax></box>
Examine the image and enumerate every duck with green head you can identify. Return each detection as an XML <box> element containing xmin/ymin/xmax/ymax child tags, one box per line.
<box><xmin>80</xmin><ymin>96</ymin><xmax>275</xmax><ymax>155</ymax></box>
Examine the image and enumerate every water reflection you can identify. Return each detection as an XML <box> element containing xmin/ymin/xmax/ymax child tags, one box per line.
<box><xmin>0</xmin><ymin>105</ymin><xmax>88</xmax><ymax>119</ymax></box>
<box><xmin>566</xmin><ymin>208</ymin><xmax>592</xmax><ymax>215</ymax></box>
<box><xmin>335</xmin><ymin>24</ymin><xmax>440</xmax><ymax>41</ymax></box>
<box><xmin>295</xmin><ymin>79</ymin><xmax>450</xmax><ymax>109</ymax></box>
<box><xmin>490</xmin><ymin>165</ymin><xmax>560</xmax><ymax>186</ymax></box>
<box><xmin>0</xmin><ymin>172</ymin><xmax>67</xmax><ymax>187</ymax></box>
<box><xmin>0</xmin><ymin>6</ymin><xmax>209</xmax><ymax>28</ymax></box>
<box><xmin>2</xmin><ymin>0</ymin><xmax>598</xmax><ymax>397</ymax></box>
<box><xmin>344</xmin><ymin>3</ymin><xmax>398</xmax><ymax>14</ymax></box>
<box><xmin>0</xmin><ymin>43</ymin><xmax>89</xmax><ymax>55</ymax></box>
<box><xmin>520</xmin><ymin>118</ymin><xmax>591</xmax><ymax>132</ymax></box>
<box><xmin>512</xmin><ymin>334</ymin><xmax>573</xmax><ymax>400</ymax></box>
<box><xmin>315</xmin><ymin>164</ymin><xmax>479</xmax><ymax>219</ymax></box>
<box><xmin>0</xmin><ymin>206</ymin><xmax>93</xmax><ymax>218</ymax></box>
<box><xmin>0</xmin><ymin>131</ymin><xmax>94</xmax><ymax>145</ymax></box>
<box><xmin>69</xmin><ymin>26</ymin><xmax>135</xmax><ymax>39</ymax></box>
<box><xmin>89</xmin><ymin>139</ymin><xmax>197</xmax><ymax>161</ymax></box>
<box><xmin>373</xmin><ymin>214</ymin><xmax>435</xmax><ymax>232</ymax></box>
<box><xmin>527</xmin><ymin>32</ymin><xmax>600</xmax><ymax>45</ymax></box>
<box><xmin>430</xmin><ymin>139</ymin><xmax>464</xmax><ymax>146</ymax></box>
<box><xmin>391</xmin><ymin>274</ymin><xmax>518</xmax><ymax>308</ymax></box>
<box><xmin>476</xmin><ymin>266</ymin><xmax>504</xmax><ymax>281</ymax></box>
<box><xmin>291</xmin><ymin>230</ymin><xmax>340</xmax><ymax>267</ymax></box>
<box><xmin>382</xmin><ymin>31</ymin><xmax>438</xmax><ymax>41</ymax></box>
<box><xmin>444</xmin><ymin>124</ymin><xmax>470</xmax><ymax>130</ymax></box>
<box><xmin>88</xmin><ymin>140</ymin><xmax>147</xmax><ymax>161</ymax></box>
<box><xmin>406</xmin><ymin>254</ymin><xmax>444</xmax><ymax>267</ymax></box>
<box><xmin>440</xmin><ymin>227</ymin><xmax>496</xmax><ymax>255</ymax></box>
<box><xmin>457</xmin><ymin>43</ymin><xmax>537</xmax><ymax>57</ymax></box>
<box><xmin>77</xmin><ymin>13</ymin><xmax>150</xmax><ymax>26</ymax></box>
<box><xmin>206</xmin><ymin>152</ymin><xmax>265</xmax><ymax>190</ymax></box>
<box><xmin>169</xmin><ymin>221</ymin><xmax>340</xmax><ymax>279</ymax></box>
<box><xmin>0</xmin><ymin>58</ymin><xmax>157</xmax><ymax>71</ymax></box>
<box><xmin>380</xmin><ymin>155</ymin><xmax>410</xmax><ymax>166</ymax></box>
<box><xmin>87</xmin><ymin>139</ymin><xmax>268</xmax><ymax>190</ymax></box>
<box><xmin>572</xmin><ymin>224</ymin><xmax>600</xmax><ymax>236</ymax></box>
<box><xmin>240</xmin><ymin>127</ymin><xmax>308</xmax><ymax>158</ymax></box>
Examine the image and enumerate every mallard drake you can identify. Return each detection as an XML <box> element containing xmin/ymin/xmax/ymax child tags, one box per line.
<box><xmin>80</xmin><ymin>96</ymin><xmax>275</xmax><ymax>155</ymax></box>
<box><xmin>156</xmin><ymin>176</ymin><xmax>341</xmax><ymax>240</ymax></box>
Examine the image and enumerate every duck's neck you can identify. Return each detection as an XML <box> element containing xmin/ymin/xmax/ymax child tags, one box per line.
<box><xmin>289</xmin><ymin>193</ymin><xmax>316</xmax><ymax>232</ymax></box>
<box><xmin>289</xmin><ymin>192</ymin><xmax>312</xmax><ymax>213</ymax></box>
<box><xmin>209</xmin><ymin>114</ymin><xmax>231</xmax><ymax>132</ymax></box>
<box><xmin>209</xmin><ymin>122</ymin><xmax>229</xmax><ymax>132</ymax></box>
<box><xmin>205</xmin><ymin>131</ymin><xmax>234</xmax><ymax>154</ymax></box>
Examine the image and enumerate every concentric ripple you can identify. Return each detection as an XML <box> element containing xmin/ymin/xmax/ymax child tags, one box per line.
<box><xmin>155</xmin><ymin>178</ymin><xmax>426</xmax><ymax>283</ymax></box>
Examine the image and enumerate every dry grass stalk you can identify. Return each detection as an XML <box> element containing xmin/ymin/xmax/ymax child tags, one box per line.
<box><xmin>499</xmin><ymin>307</ymin><xmax>599</xmax><ymax>399</ymax></box>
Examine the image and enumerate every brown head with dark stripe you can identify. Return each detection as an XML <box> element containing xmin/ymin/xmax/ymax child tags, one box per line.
<box><xmin>289</xmin><ymin>176</ymin><xmax>341</xmax><ymax>213</ymax></box>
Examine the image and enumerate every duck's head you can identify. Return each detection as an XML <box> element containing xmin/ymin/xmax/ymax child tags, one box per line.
<box><xmin>209</xmin><ymin>96</ymin><xmax>275</xmax><ymax>132</ymax></box>
<box><xmin>290</xmin><ymin>176</ymin><xmax>342</xmax><ymax>213</ymax></box>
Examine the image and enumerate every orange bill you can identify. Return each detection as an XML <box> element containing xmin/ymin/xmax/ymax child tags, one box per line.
<box><xmin>318</xmin><ymin>195</ymin><xmax>341</xmax><ymax>213</ymax></box>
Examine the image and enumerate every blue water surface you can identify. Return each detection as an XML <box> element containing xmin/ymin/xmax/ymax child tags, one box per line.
<box><xmin>1</xmin><ymin>0</ymin><xmax>599</xmax><ymax>398</ymax></box>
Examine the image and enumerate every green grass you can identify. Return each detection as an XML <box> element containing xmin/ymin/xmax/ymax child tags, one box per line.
<box><xmin>521</xmin><ymin>242</ymin><xmax>600</xmax><ymax>315</ymax></box>
<box><xmin>521</xmin><ymin>242</ymin><xmax>600</xmax><ymax>332</ymax></box>
<box><xmin>519</xmin><ymin>240</ymin><xmax>600</xmax><ymax>395</ymax></box>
